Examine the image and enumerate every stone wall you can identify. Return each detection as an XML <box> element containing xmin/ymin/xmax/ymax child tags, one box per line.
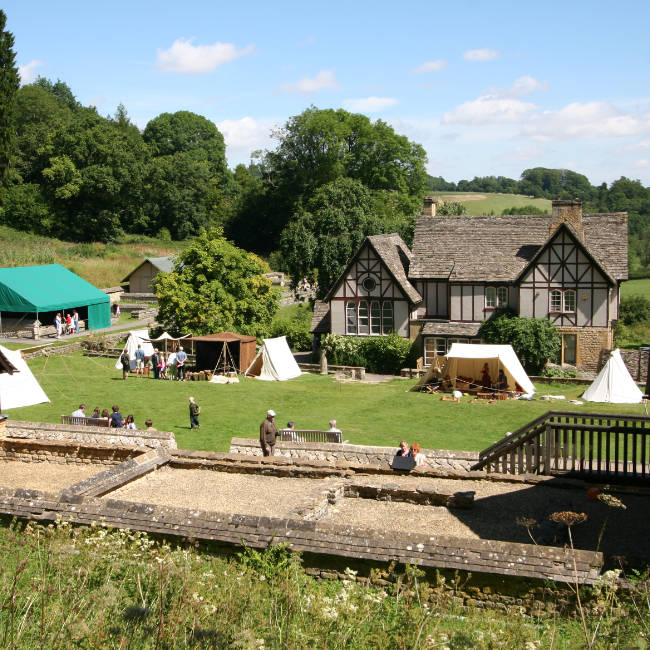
<box><xmin>557</xmin><ymin>326</ymin><xmax>611</xmax><ymax>372</ymax></box>
<box><xmin>612</xmin><ymin>348</ymin><xmax>649</xmax><ymax>383</ymax></box>
<box><xmin>229</xmin><ymin>438</ymin><xmax>478</xmax><ymax>473</ymax></box>
<box><xmin>0</xmin><ymin>438</ymin><xmax>139</xmax><ymax>465</ymax></box>
<box><xmin>6</xmin><ymin>420</ymin><xmax>177</xmax><ymax>450</ymax></box>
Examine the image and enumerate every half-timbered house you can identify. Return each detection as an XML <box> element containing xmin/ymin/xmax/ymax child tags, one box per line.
<box><xmin>312</xmin><ymin>199</ymin><xmax>628</xmax><ymax>371</ymax></box>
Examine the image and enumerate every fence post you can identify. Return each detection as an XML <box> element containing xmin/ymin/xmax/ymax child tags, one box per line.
<box><xmin>543</xmin><ymin>424</ymin><xmax>552</xmax><ymax>475</ymax></box>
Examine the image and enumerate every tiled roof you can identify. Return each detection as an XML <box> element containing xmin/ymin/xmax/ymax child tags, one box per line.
<box><xmin>366</xmin><ymin>234</ymin><xmax>422</xmax><ymax>304</ymax></box>
<box><xmin>409</xmin><ymin>213</ymin><xmax>628</xmax><ymax>282</ymax></box>
<box><xmin>420</xmin><ymin>321</ymin><xmax>481</xmax><ymax>336</ymax></box>
<box><xmin>310</xmin><ymin>300</ymin><xmax>330</xmax><ymax>334</ymax></box>
<box><xmin>147</xmin><ymin>257</ymin><xmax>174</xmax><ymax>273</ymax></box>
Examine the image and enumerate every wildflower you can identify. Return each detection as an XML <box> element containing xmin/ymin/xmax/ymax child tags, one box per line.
<box><xmin>598</xmin><ymin>493</ymin><xmax>626</xmax><ymax>509</ymax></box>
<box><xmin>322</xmin><ymin>606</ymin><xmax>338</xmax><ymax>620</ymax></box>
<box><xmin>204</xmin><ymin>604</ymin><xmax>217</xmax><ymax>614</ymax></box>
<box><xmin>549</xmin><ymin>511</ymin><xmax>588</xmax><ymax>526</ymax></box>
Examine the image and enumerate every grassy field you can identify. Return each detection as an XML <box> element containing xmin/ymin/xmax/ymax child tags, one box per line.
<box><xmin>432</xmin><ymin>192</ymin><xmax>551</xmax><ymax>215</ymax></box>
<box><xmin>621</xmin><ymin>277</ymin><xmax>650</xmax><ymax>299</ymax></box>
<box><xmin>0</xmin><ymin>226</ymin><xmax>186</xmax><ymax>288</ymax></box>
<box><xmin>10</xmin><ymin>351</ymin><xmax>648</xmax><ymax>453</ymax></box>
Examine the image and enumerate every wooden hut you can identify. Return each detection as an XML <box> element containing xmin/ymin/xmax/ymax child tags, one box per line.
<box><xmin>188</xmin><ymin>332</ymin><xmax>257</xmax><ymax>375</ymax></box>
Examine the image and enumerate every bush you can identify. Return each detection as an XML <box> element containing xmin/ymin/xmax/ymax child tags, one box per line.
<box><xmin>619</xmin><ymin>295</ymin><xmax>650</xmax><ymax>326</ymax></box>
<box><xmin>321</xmin><ymin>333</ymin><xmax>412</xmax><ymax>374</ymax></box>
<box><xmin>270</xmin><ymin>318</ymin><xmax>312</xmax><ymax>351</ymax></box>
<box><xmin>479</xmin><ymin>309</ymin><xmax>561</xmax><ymax>373</ymax></box>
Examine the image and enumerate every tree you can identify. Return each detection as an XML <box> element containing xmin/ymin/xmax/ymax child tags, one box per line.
<box><xmin>153</xmin><ymin>227</ymin><xmax>278</xmax><ymax>337</ymax></box>
<box><xmin>479</xmin><ymin>309</ymin><xmax>560</xmax><ymax>373</ymax></box>
<box><xmin>0</xmin><ymin>10</ymin><xmax>19</xmax><ymax>189</ymax></box>
<box><xmin>437</xmin><ymin>201</ymin><xmax>467</xmax><ymax>216</ymax></box>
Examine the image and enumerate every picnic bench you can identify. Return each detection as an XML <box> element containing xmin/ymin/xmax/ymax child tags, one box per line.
<box><xmin>277</xmin><ymin>428</ymin><xmax>343</xmax><ymax>444</ymax></box>
<box><xmin>61</xmin><ymin>415</ymin><xmax>110</xmax><ymax>428</ymax></box>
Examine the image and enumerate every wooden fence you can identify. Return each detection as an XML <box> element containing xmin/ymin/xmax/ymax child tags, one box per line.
<box><xmin>472</xmin><ymin>411</ymin><xmax>650</xmax><ymax>483</ymax></box>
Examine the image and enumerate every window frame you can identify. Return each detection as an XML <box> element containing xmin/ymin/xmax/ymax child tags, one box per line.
<box><xmin>549</xmin><ymin>289</ymin><xmax>576</xmax><ymax>314</ymax></box>
<box><xmin>485</xmin><ymin>285</ymin><xmax>508</xmax><ymax>309</ymax></box>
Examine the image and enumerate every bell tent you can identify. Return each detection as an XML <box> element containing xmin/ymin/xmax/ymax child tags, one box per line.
<box><xmin>114</xmin><ymin>330</ymin><xmax>155</xmax><ymax>371</ymax></box>
<box><xmin>0</xmin><ymin>344</ymin><xmax>50</xmax><ymax>409</ymax></box>
<box><xmin>582</xmin><ymin>349</ymin><xmax>643</xmax><ymax>404</ymax></box>
<box><xmin>245</xmin><ymin>336</ymin><xmax>302</xmax><ymax>381</ymax></box>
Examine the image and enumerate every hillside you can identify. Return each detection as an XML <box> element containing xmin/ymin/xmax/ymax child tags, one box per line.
<box><xmin>432</xmin><ymin>192</ymin><xmax>551</xmax><ymax>214</ymax></box>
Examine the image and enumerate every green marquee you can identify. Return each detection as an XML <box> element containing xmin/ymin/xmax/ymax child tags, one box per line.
<box><xmin>0</xmin><ymin>264</ymin><xmax>111</xmax><ymax>330</ymax></box>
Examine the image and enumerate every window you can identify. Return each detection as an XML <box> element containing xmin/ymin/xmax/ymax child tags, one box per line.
<box><xmin>424</xmin><ymin>337</ymin><xmax>447</xmax><ymax>366</ymax></box>
<box><xmin>358</xmin><ymin>301</ymin><xmax>369</xmax><ymax>335</ymax></box>
<box><xmin>486</xmin><ymin>286</ymin><xmax>508</xmax><ymax>308</ymax></box>
<box><xmin>346</xmin><ymin>301</ymin><xmax>357</xmax><ymax>334</ymax></box>
<box><xmin>562</xmin><ymin>334</ymin><xmax>577</xmax><ymax>365</ymax></box>
<box><xmin>361</xmin><ymin>276</ymin><xmax>377</xmax><ymax>292</ymax></box>
<box><xmin>370</xmin><ymin>301</ymin><xmax>381</xmax><ymax>334</ymax></box>
<box><xmin>550</xmin><ymin>289</ymin><xmax>576</xmax><ymax>313</ymax></box>
<box><xmin>381</xmin><ymin>302</ymin><xmax>393</xmax><ymax>333</ymax></box>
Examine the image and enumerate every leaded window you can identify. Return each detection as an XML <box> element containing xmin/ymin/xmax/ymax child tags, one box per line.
<box><xmin>346</xmin><ymin>301</ymin><xmax>357</xmax><ymax>334</ymax></box>
<box><xmin>358</xmin><ymin>301</ymin><xmax>369</xmax><ymax>335</ymax></box>
<box><xmin>370</xmin><ymin>301</ymin><xmax>381</xmax><ymax>334</ymax></box>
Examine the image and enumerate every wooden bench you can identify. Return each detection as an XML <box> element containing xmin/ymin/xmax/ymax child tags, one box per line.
<box><xmin>277</xmin><ymin>429</ymin><xmax>343</xmax><ymax>443</ymax></box>
<box><xmin>61</xmin><ymin>415</ymin><xmax>111</xmax><ymax>427</ymax></box>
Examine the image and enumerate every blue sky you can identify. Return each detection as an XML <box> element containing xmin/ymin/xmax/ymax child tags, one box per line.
<box><xmin>5</xmin><ymin>0</ymin><xmax>650</xmax><ymax>185</ymax></box>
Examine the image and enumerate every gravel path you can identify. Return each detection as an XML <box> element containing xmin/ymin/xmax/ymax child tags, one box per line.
<box><xmin>0</xmin><ymin>461</ymin><xmax>105</xmax><ymax>491</ymax></box>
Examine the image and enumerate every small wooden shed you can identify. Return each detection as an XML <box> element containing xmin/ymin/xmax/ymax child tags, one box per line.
<box><xmin>122</xmin><ymin>257</ymin><xmax>174</xmax><ymax>293</ymax></box>
<box><xmin>188</xmin><ymin>332</ymin><xmax>257</xmax><ymax>374</ymax></box>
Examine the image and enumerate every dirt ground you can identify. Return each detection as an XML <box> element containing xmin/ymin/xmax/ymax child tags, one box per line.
<box><xmin>0</xmin><ymin>460</ymin><xmax>105</xmax><ymax>491</ymax></box>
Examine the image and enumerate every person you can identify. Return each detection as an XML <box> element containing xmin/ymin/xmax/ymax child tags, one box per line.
<box><xmin>160</xmin><ymin>353</ymin><xmax>168</xmax><ymax>379</ymax></box>
<box><xmin>54</xmin><ymin>313</ymin><xmax>62</xmax><ymax>339</ymax></box>
<box><xmin>151</xmin><ymin>349</ymin><xmax>161</xmax><ymax>380</ymax></box>
<box><xmin>101</xmin><ymin>408</ymin><xmax>110</xmax><ymax>421</ymax></box>
<box><xmin>286</xmin><ymin>420</ymin><xmax>297</xmax><ymax>442</ymax></box>
<box><xmin>327</xmin><ymin>419</ymin><xmax>341</xmax><ymax>433</ymax></box>
<box><xmin>120</xmin><ymin>348</ymin><xmax>130</xmax><ymax>380</ymax></box>
<box><xmin>176</xmin><ymin>346</ymin><xmax>188</xmax><ymax>381</ymax></box>
<box><xmin>124</xmin><ymin>414</ymin><xmax>137</xmax><ymax>430</ymax></box>
<box><xmin>144</xmin><ymin>419</ymin><xmax>156</xmax><ymax>431</ymax></box>
<box><xmin>410</xmin><ymin>443</ymin><xmax>426</xmax><ymax>467</ymax></box>
<box><xmin>109</xmin><ymin>404</ymin><xmax>123</xmax><ymax>428</ymax></box>
<box><xmin>89</xmin><ymin>406</ymin><xmax>101</xmax><ymax>419</ymax></box>
<box><xmin>496</xmin><ymin>369</ymin><xmax>508</xmax><ymax>392</ymax></box>
<box><xmin>480</xmin><ymin>363</ymin><xmax>491</xmax><ymax>389</ymax></box>
<box><xmin>73</xmin><ymin>310</ymin><xmax>79</xmax><ymax>334</ymax></box>
<box><xmin>395</xmin><ymin>440</ymin><xmax>410</xmax><ymax>457</ymax></box>
<box><xmin>134</xmin><ymin>345</ymin><xmax>145</xmax><ymax>376</ymax></box>
<box><xmin>114</xmin><ymin>303</ymin><xmax>120</xmax><ymax>318</ymax></box>
<box><xmin>65</xmin><ymin>313</ymin><xmax>73</xmax><ymax>335</ymax></box>
<box><xmin>189</xmin><ymin>396</ymin><xmax>201</xmax><ymax>429</ymax></box>
<box><xmin>260</xmin><ymin>409</ymin><xmax>277</xmax><ymax>456</ymax></box>
<box><xmin>71</xmin><ymin>404</ymin><xmax>86</xmax><ymax>418</ymax></box>
<box><xmin>167</xmin><ymin>351</ymin><xmax>177</xmax><ymax>380</ymax></box>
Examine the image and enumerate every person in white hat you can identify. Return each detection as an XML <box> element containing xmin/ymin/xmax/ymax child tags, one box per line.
<box><xmin>260</xmin><ymin>409</ymin><xmax>277</xmax><ymax>456</ymax></box>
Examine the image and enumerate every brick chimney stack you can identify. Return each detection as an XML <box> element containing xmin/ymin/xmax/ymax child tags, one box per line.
<box><xmin>550</xmin><ymin>199</ymin><xmax>584</xmax><ymax>240</ymax></box>
<box><xmin>422</xmin><ymin>196</ymin><xmax>437</xmax><ymax>216</ymax></box>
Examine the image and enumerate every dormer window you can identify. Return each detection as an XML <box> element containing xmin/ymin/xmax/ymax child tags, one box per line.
<box><xmin>485</xmin><ymin>286</ymin><xmax>508</xmax><ymax>309</ymax></box>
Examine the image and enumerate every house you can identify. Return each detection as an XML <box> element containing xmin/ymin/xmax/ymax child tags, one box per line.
<box><xmin>122</xmin><ymin>257</ymin><xmax>174</xmax><ymax>293</ymax></box>
<box><xmin>311</xmin><ymin>199</ymin><xmax>628</xmax><ymax>372</ymax></box>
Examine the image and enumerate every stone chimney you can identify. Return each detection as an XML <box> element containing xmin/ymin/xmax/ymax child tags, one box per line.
<box><xmin>422</xmin><ymin>195</ymin><xmax>437</xmax><ymax>216</ymax></box>
<box><xmin>550</xmin><ymin>199</ymin><xmax>583</xmax><ymax>240</ymax></box>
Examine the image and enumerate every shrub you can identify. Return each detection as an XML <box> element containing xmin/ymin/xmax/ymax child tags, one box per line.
<box><xmin>321</xmin><ymin>334</ymin><xmax>365</xmax><ymax>367</ymax></box>
<box><xmin>321</xmin><ymin>333</ymin><xmax>412</xmax><ymax>374</ymax></box>
<box><xmin>619</xmin><ymin>295</ymin><xmax>650</xmax><ymax>326</ymax></box>
<box><xmin>270</xmin><ymin>318</ymin><xmax>312</xmax><ymax>351</ymax></box>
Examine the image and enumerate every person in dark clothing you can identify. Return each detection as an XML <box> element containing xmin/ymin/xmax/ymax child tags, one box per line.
<box><xmin>189</xmin><ymin>396</ymin><xmax>201</xmax><ymax>429</ymax></box>
<box><xmin>151</xmin><ymin>349</ymin><xmax>161</xmax><ymax>380</ymax></box>
<box><xmin>259</xmin><ymin>409</ymin><xmax>277</xmax><ymax>456</ymax></box>
<box><xmin>120</xmin><ymin>350</ymin><xmax>130</xmax><ymax>380</ymax></box>
<box><xmin>109</xmin><ymin>404</ymin><xmax>123</xmax><ymax>428</ymax></box>
<box><xmin>395</xmin><ymin>440</ymin><xmax>411</xmax><ymax>457</ymax></box>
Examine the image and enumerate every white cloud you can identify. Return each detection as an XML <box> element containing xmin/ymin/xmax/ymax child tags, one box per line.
<box><xmin>18</xmin><ymin>60</ymin><xmax>44</xmax><ymax>84</ymax></box>
<box><xmin>463</xmin><ymin>48</ymin><xmax>500</xmax><ymax>62</ymax></box>
<box><xmin>215</xmin><ymin>116</ymin><xmax>275</xmax><ymax>161</ymax></box>
<box><xmin>156</xmin><ymin>38</ymin><xmax>253</xmax><ymax>74</ymax></box>
<box><xmin>278</xmin><ymin>70</ymin><xmax>340</xmax><ymax>94</ymax></box>
<box><xmin>523</xmin><ymin>101</ymin><xmax>650</xmax><ymax>141</ymax></box>
<box><xmin>412</xmin><ymin>59</ymin><xmax>446</xmax><ymax>74</ymax></box>
<box><xmin>500</xmin><ymin>145</ymin><xmax>548</xmax><ymax>162</ymax></box>
<box><xmin>443</xmin><ymin>96</ymin><xmax>537</xmax><ymax>125</ymax></box>
<box><xmin>89</xmin><ymin>95</ymin><xmax>106</xmax><ymax>109</ymax></box>
<box><xmin>343</xmin><ymin>96</ymin><xmax>398</xmax><ymax>112</ymax></box>
<box><xmin>509</xmin><ymin>75</ymin><xmax>547</xmax><ymax>97</ymax></box>
<box><xmin>620</xmin><ymin>139</ymin><xmax>650</xmax><ymax>152</ymax></box>
<box><xmin>634</xmin><ymin>159</ymin><xmax>649</xmax><ymax>168</ymax></box>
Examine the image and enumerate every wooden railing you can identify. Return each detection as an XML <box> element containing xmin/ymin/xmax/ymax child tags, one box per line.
<box><xmin>277</xmin><ymin>429</ymin><xmax>343</xmax><ymax>444</ymax></box>
<box><xmin>472</xmin><ymin>411</ymin><xmax>650</xmax><ymax>483</ymax></box>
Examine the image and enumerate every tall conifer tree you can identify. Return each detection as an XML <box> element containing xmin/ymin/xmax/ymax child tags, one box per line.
<box><xmin>0</xmin><ymin>10</ymin><xmax>20</xmax><ymax>190</ymax></box>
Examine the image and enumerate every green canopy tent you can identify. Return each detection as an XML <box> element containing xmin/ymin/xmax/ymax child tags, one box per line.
<box><xmin>0</xmin><ymin>264</ymin><xmax>111</xmax><ymax>332</ymax></box>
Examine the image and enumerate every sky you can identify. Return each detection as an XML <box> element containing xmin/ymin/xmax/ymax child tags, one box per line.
<box><xmin>4</xmin><ymin>0</ymin><xmax>650</xmax><ymax>186</ymax></box>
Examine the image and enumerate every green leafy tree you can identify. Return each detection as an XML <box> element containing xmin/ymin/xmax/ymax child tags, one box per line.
<box><xmin>0</xmin><ymin>10</ymin><xmax>19</xmax><ymax>189</ymax></box>
<box><xmin>154</xmin><ymin>227</ymin><xmax>278</xmax><ymax>336</ymax></box>
<box><xmin>437</xmin><ymin>201</ymin><xmax>467</xmax><ymax>216</ymax></box>
<box><xmin>619</xmin><ymin>294</ymin><xmax>650</xmax><ymax>326</ymax></box>
<box><xmin>479</xmin><ymin>309</ymin><xmax>560</xmax><ymax>373</ymax></box>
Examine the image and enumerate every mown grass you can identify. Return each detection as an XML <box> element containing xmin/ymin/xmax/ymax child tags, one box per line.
<box><xmin>10</xmin><ymin>351</ymin><xmax>649</xmax><ymax>453</ymax></box>
<box><xmin>621</xmin><ymin>277</ymin><xmax>650</xmax><ymax>300</ymax></box>
<box><xmin>433</xmin><ymin>192</ymin><xmax>551</xmax><ymax>215</ymax></box>
<box><xmin>4</xmin><ymin>518</ymin><xmax>636</xmax><ymax>649</ymax></box>
<box><xmin>0</xmin><ymin>226</ymin><xmax>186</xmax><ymax>288</ymax></box>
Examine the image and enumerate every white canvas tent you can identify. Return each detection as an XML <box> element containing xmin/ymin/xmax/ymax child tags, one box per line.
<box><xmin>582</xmin><ymin>349</ymin><xmax>643</xmax><ymax>404</ymax></box>
<box><xmin>0</xmin><ymin>344</ymin><xmax>49</xmax><ymax>409</ymax></box>
<box><xmin>245</xmin><ymin>336</ymin><xmax>302</xmax><ymax>381</ymax></box>
<box><xmin>114</xmin><ymin>329</ymin><xmax>155</xmax><ymax>371</ymax></box>
<box><xmin>414</xmin><ymin>343</ymin><xmax>535</xmax><ymax>397</ymax></box>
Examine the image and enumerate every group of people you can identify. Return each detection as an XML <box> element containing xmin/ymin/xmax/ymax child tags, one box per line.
<box><xmin>71</xmin><ymin>403</ymin><xmax>156</xmax><ymax>430</ymax></box>
<box><xmin>121</xmin><ymin>345</ymin><xmax>188</xmax><ymax>381</ymax></box>
<box><xmin>54</xmin><ymin>311</ymin><xmax>80</xmax><ymax>338</ymax></box>
<box><xmin>259</xmin><ymin>410</ymin><xmax>341</xmax><ymax>456</ymax></box>
<box><xmin>395</xmin><ymin>440</ymin><xmax>426</xmax><ymax>466</ymax></box>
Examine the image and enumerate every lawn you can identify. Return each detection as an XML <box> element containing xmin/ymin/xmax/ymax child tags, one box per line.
<box><xmin>10</xmin><ymin>351</ymin><xmax>648</xmax><ymax>453</ymax></box>
<box><xmin>621</xmin><ymin>277</ymin><xmax>650</xmax><ymax>299</ymax></box>
<box><xmin>432</xmin><ymin>192</ymin><xmax>551</xmax><ymax>215</ymax></box>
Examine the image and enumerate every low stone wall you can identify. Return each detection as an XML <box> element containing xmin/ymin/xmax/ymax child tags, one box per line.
<box><xmin>229</xmin><ymin>438</ymin><xmax>479</xmax><ymax>473</ymax></box>
<box><xmin>0</xmin><ymin>438</ymin><xmax>140</xmax><ymax>465</ymax></box>
<box><xmin>5</xmin><ymin>421</ymin><xmax>177</xmax><ymax>450</ymax></box>
<box><xmin>22</xmin><ymin>341</ymin><xmax>84</xmax><ymax>359</ymax></box>
<box><xmin>613</xmin><ymin>348</ymin><xmax>649</xmax><ymax>383</ymax></box>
